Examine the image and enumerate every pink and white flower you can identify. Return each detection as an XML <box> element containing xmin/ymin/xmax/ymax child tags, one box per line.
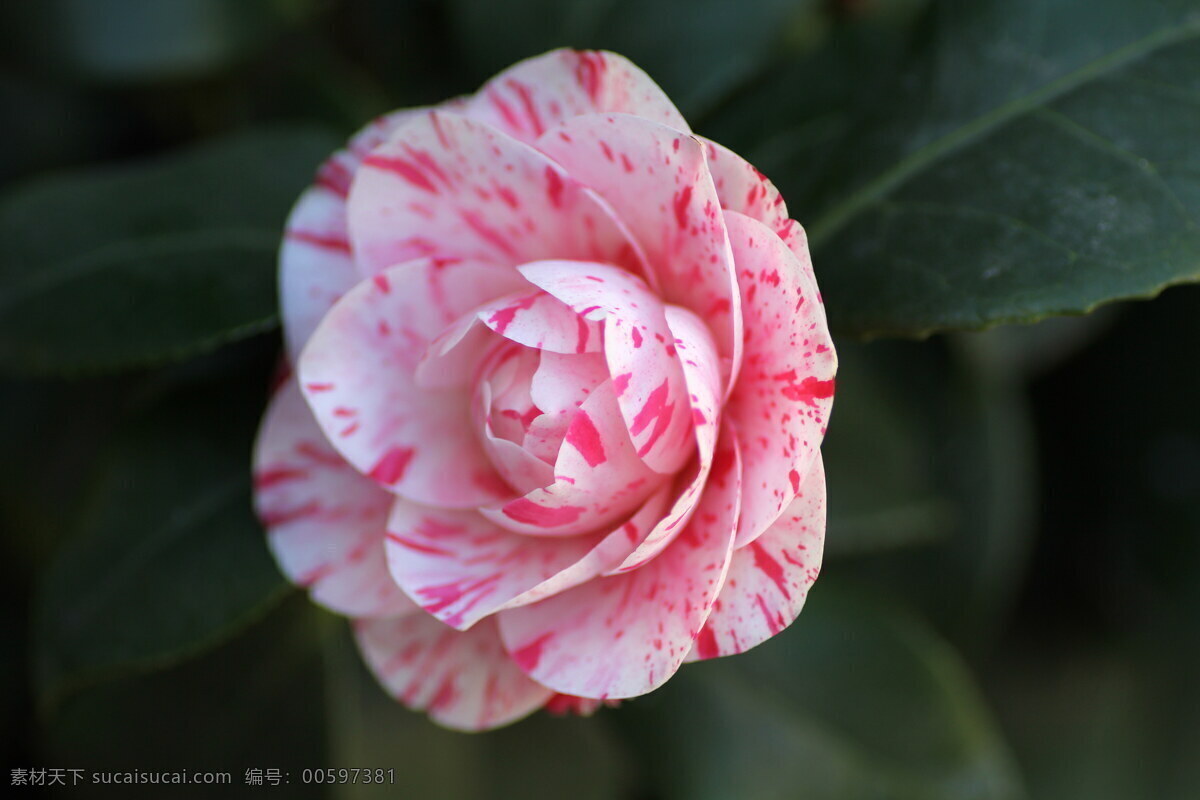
<box><xmin>253</xmin><ymin>49</ymin><xmax>835</xmax><ymax>731</ymax></box>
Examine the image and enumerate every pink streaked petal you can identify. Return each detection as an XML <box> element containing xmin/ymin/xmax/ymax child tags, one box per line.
<box><xmin>477</xmin><ymin>376</ymin><xmax>555</xmax><ymax>494</ymax></box>
<box><xmin>280</xmin><ymin>107</ymin><xmax>441</xmax><ymax>362</ymax></box>
<box><xmin>686</xmin><ymin>456</ymin><xmax>826</xmax><ymax>662</ymax></box>
<box><xmin>725</xmin><ymin>210</ymin><xmax>835</xmax><ymax>548</ymax></box>
<box><xmin>465</xmin><ymin>49</ymin><xmax>689</xmax><ymax>145</ymax></box>
<box><xmin>700</xmin><ymin>137</ymin><xmax>790</xmax><ymax>238</ymax></box>
<box><xmin>480</xmin><ymin>378</ymin><xmax>665</xmax><ymax>536</ymax></box>
<box><xmin>608</xmin><ymin>305</ymin><xmax>723</xmax><ymax>572</ymax></box>
<box><xmin>347</xmin><ymin>111</ymin><xmax>647</xmax><ymax>279</ymax></box>
<box><xmin>253</xmin><ymin>379</ymin><xmax>417</xmax><ymax>618</ymax></box>
<box><xmin>476</xmin><ymin>289</ymin><xmax>602</xmax><ymax>354</ymax></box>
<box><xmin>496</xmin><ymin>428</ymin><xmax>741</xmax><ymax>699</ymax></box>
<box><xmin>384</xmin><ymin>500</ymin><xmax>603</xmax><ymax>630</ymax></box>
<box><xmin>519</xmin><ymin>260</ymin><xmax>693</xmax><ymax>475</ymax></box>
<box><xmin>535</xmin><ymin>114</ymin><xmax>741</xmax><ymax>388</ymax></box>
<box><xmin>384</xmin><ymin>487</ymin><xmax>669</xmax><ymax>631</ymax></box>
<box><xmin>298</xmin><ymin>259</ymin><xmax>527</xmax><ymax>508</ymax></box>
<box><xmin>412</xmin><ymin>312</ymin><xmax>497</xmax><ymax>390</ymax></box>
<box><xmin>525</xmin><ymin>352</ymin><xmax>609</xmax><ymax>464</ymax></box>
<box><xmin>354</xmin><ymin>615</ymin><xmax>552</xmax><ymax>732</ymax></box>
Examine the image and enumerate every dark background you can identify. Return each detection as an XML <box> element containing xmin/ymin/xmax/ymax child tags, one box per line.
<box><xmin>2</xmin><ymin>1</ymin><xmax>1198</xmax><ymax>798</ymax></box>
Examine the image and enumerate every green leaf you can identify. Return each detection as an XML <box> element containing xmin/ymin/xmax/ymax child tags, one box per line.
<box><xmin>40</xmin><ymin>597</ymin><xmax>328</xmax><ymax>799</ymax></box>
<box><xmin>0</xmin><ymin>126</ymin><xmax>339</xmax><ymax>375</ymax></box>
<box><xmin>0</xmin><ymin>0</ymin><xmax>306</xmax><ymax>84</ymax></box>
<box><xmin>821</xmin><ymin>339</ymin><xmax>957</xmax><ymax>556</ymax></box>
<box><xmin>448</xmin><ymin>0</ymin><xmax>827</xmax><ymax>118</ymax></box>
<box><xmin>831</xmin><ymin>338</ymin><xmax>1037</xmax><ymax>647</ymax></box>
<box><xmin>615</xmin><ymin>583</ymin><xmax>1024</xmax><ymax>800</ymax></box>
<box><xmin>794</xmin><ymin>0</ymin><xmax>1200</xmax><ymax>337</ymax></box>
<box><xmin>322</xmin><ymin>622</ymin><xmax>635</xmax><ymax>800</ymax></box>
<box><xmin>33</xmin><ymin>358</ymin><xmax>288</xmax><ymax>709</ymax></box>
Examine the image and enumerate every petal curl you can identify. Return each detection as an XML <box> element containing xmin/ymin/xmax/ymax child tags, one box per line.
<box><xmin>609</xmin><ymin>305</ymin><xmax>723</xmax><ymax>572</ymax></box>
<box><xmin>480</xmin><ymin>377</ymin><xmax>664</xmax><ymax>536</ymax></box>
<box><xmin>724</xmin><ymin>211</ymin><xmax>835</xmax><ymax>547</ymax></box>
<box><xmin>520</xmin><ymin>260</ymin><xmax>693</xmax><ymax>475</ymax></box>
<box><xmin>465</xmin><ymin>49</ymin><xmax>689</xmax><ymax>145</ymax></box>
<box><xmin>535</xmin><ymin>114</ymin><xmax>741</xmax><ymax>385</ymax></box>
<box><xmin>347</xmin><ymin>111</ymin><xmax>646</xmax><ymax>278</ymax></box>
<box><xmin>253</xmin><ymin>379</ymin><xmax>416</xmax><ymax>618</ymax></box>
<box><xmin>384</xmin><ymin>486</ymin><xmax>672</xmax><ymax>630</ymax></box>
<box><xmin>280</xmin><ymin>108</ymin><xmax>438</xmax><ymax>362</ymax></box>
<box><xmin>298</xmin><ymin>258</ymin><xmax>527</xmax><ymax>507</ymax></box>
<box><xmin>476</xmin><ymin>289</ymin><xmax>602</xmax><ymax>354</ymax></box>
<box><xmin>354</xmin><ymin>615</ymin><xmax>552</xmax><ymax>731</ymax></box>
<box><xmin>496</xmin><ymin>429</ymin><xmax>741</xmax><ymax>699</ymax></box>
<box><xmin>687</xmin><ymin>456</ymin><xmax>825</xmax><ymax>661</ymax></box>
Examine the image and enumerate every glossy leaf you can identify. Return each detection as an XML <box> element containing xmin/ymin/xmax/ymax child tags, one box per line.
<box><xmin>40</xmin><ymin>597</ymin><xmax>328</xmax><ymax>799</ymax></box>
<box><xmin>33</xmin><ymin>362</ymin><xmax>289</xmax><ymax>708</ymax></box>
<box><xmin>616</xmin><ymin>583</ymin><xmax>1024</xmax><ymax>800</ymax></box>
<box><xmin>796</xmin><ymin>0</ymin><xmax>1200</xmax><ymax>337</ymax></box>
<box><xmin>0</xmin><ymin>127</ymin><xmax>339</xmax><ymax>374</ymax></box>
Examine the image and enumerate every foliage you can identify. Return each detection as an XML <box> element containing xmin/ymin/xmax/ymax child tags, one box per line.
<box><xmin>3</xmin><ymin>1</ymin><xmax>1198</xmax><ymax>798</ymax></box>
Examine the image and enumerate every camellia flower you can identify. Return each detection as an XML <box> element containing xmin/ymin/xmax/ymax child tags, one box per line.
<box><xmin>253</xmin><ymin>49</ymin><xmax>836</xmax><ymax>731</ymax></box>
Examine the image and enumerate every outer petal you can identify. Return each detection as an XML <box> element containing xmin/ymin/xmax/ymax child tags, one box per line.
<box><xmin>725</xmin><ymin>211</ymin><xmax>835</xmax><ymax>547</ymax></box>
<box><xmin>280</xmin><ymin>108</ymin><xmax>438</xmax><ymax>362</ymax></box>
<box><xmin>384</xmin><ymin>486</ymin><xmax>672</xmax><ymax>630</ymax></box>
<box><xmin>520</xmin><ymin>260</ymin><xmax>693</xmax><ymax>475</ymax></box>
<box><xmin>347</xmin><ymin>111</ymin><xmax>646</xmax><ymax>278</ymax></box>
<box><xmin>496</xmin><ymin>429</ymin><xmax>742</xmax><ymax>699</ymax></box>
<box><xmin>465</xmin><ymin>49</ymin><xmax>689</xmax><ymax>145</ymax></box>
<box><xmin>480</xmin><ymin>378</ymin><xmax>664</xmax><ymax>536</ymax></box>
<box><xmin>298</xmin><ymin>258</ymin><xmax>527</xmax><ymax>508</ymax></box>
<box><xmin>354</xmin><ymin>615</ymin><xmax>552</xmax><ymax>732</ymax></box>
<box><xmin>687</xmin><ymin>456</ymin><xmax>826</xmax><ymax>661</ymax></box>
<box><xmin>253</xmin><ymin>379</ymin><xmax>416</xmax><ymax>618</ymax></box>
<box><xmin>697</xmin><ymin>139</ymin><xmax>818</xmax><ymax>289</ymax></box>
<box><xmin>535</xmin><ymin>114</ymin><xmax>741</xmax><ymax>386</ymax></box>
<box><xmin>609</xmin><ymin>305</ymin><xmax>723</xmax><ymax>572</ymax></box>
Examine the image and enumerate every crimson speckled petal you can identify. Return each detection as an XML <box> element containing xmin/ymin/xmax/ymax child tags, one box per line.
<box><xmin>724</xmin><ymin>211</ymin><xmax>835</xmax><ymax>547</ymax></box>
<box><xmin>480</xmin><ymin>377</ymin><xmax>665</xmax><ymax>537</ymax></box>
<box><xmin>535</xmin><ymin>114</ymin><xmax>742</xmax><ymax>389</ymax></box>
<box><xmin>686</xmin><ymin>456</ymin><xmax>825</xmax><ymax>662</ymax></box>
<box><xmin>519</xmin><ymin>260</ymin><xmax>694</xmax><ymax>475</ymax></box>
<box><xmin>465</xmin><ymin>49</ymin><xmax>690</xmax><ymax>145</ymax></box>
<box><xmin>253</xmin><ymin>379</ymin><xmax>418</xmax><ymax>618</ymax></box>
<box><xmin>496</xmin><ymin>427</ymin><xmax>741</xmax><ymax>699</ymax></box>
<box><xmin>298</xmin><ymin>259</ymin><xmax>528</xmax><ymax>507</ymax></box>
<box><xmin>474</xmin><ymin>288</ymin><xmax>603</xmax><ymax>354</ymax></box>
<box><xmin>354</xmin><ymin>615</ymin><xmax>553</xmax><ymax>732</ymax></box>
<box><xmin>346</xmin><ymin>111</ymin><xmax>647</xmax><ymax>279</ymax></box>
<box><xmin>609</xmin><ymin>305</ymin><xmax>723</xmax><ymax>573</ymax></box>
<box><xmin>280</xmin><ymin>107</ymin><xmax>448</xmax><ymax>362</ymax></box>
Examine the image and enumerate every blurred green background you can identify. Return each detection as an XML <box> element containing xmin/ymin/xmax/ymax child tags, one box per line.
<box><xmin>2</xmin><ymin>0</ymin><xmax>1199</xmax><ymax>797</ymax></box>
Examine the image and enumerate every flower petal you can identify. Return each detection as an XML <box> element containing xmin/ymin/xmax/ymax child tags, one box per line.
<box><xmin>298</xmin><ymin>258</ymin><xmax>527</xmax><ymax>508</ymax></box>
<box><xmin>476</xmin><ymin>289</ymin><xmax>602</xmax><ymax>354</ymax></box>
<box><xmin>354</xmin><ymin>615</ymin><xmax>552</xmax><ymax>731</ymax></box>
<box><xmin>280</xmin><ymin>108</ymin><xmax>439</xmax><ymax>362</ymax></box>
<box><xmin>384</xmin><ymin>485</ymin><xmax>671</xmax><ymax>631</ymax></box>
<box><xmin>724</xmin><ymin>210</ymin><xmax>835</xmax><ymax>547</ymax></box>
<box><xmin>686</xmin><ymin>456</ymin><xmax>826</xmax><ymax>662</ymax></box>
<box><xmin>520</xmin><ymin>260</ymin><xmax>694</xmax><ymax>475</ymax></box>
<box><xmin>465</xmin><ymin>49</ymin><xmax>689</xmax><ymax>145</ymax></box>
<box><xmin>253</xmin><ymin>379</ymin><xmax>416</xmax><ymax>618</ymax></box>
<box><xmin>496</xmin><ymin>428</ymin><xmax>741</xmax><ymax>699</ymax></box>
<box><xmin>347</xmin><ymin>110</ymin><xmax>646</xmax><ymax>279</ymax></box>
<box><xmin>480</xmin><ymin>377</ymin><xmax>664</xmax><ymax>536</ymax></box>
<box><xmin>608</xmin><ymin>305</ymin><xmax>724</xmax><ymax>572</ymax></box>
<box><xmin>535</xmin><ymin>114</ymin><xmax>741</xmax><ymax>386</ymax></box>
